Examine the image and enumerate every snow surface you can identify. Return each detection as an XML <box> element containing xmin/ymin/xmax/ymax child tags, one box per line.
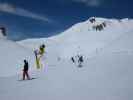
<box><xmin>0</xmin><ymin>17</ymin><xmax>133</xmax><ymax>100</ymax></box>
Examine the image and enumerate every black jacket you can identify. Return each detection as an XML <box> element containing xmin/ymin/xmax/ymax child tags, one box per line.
<box><xmin>24</xmin><ymin>62</ymin><xmax>29</xmax><ymax>71</ymax></box>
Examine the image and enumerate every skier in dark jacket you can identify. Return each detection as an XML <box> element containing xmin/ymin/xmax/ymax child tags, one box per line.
<box><xmin>78</xmin><ymin>56</ymin><xmax>83</xmax><ymax>63</ymax></box>
<box><xmin>71</xmin><ymin>57</ymin><xmax>75</xmax><ymax>63</ymax></box>
<box><xmin>78</xmin><ymin>55</ymin><xmax>84</xmax><ymax>67</ymax></box>
<box><xmin>23</xmin><ymin>60</ymin><xmax>30</xmax><ymax>80</ymax></box>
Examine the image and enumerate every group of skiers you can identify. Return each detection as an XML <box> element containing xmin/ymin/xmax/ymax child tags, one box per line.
<box><xmin>22</xmin><ymin>44</ymin><xmax>45</xmax><ymax>80</ymax></box>
<box><xmin>21</xmin><ymin>44</ymin><xmax>84</xmax><ymax>80</ymax></box>
<box><xmin>71</xmin><ymin>55</ymin><xmax>84</xmax><ymax>67</ymax></box>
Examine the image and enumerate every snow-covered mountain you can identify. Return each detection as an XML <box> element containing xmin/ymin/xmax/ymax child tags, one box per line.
<box><xmin>0</xmin><ymin>17</ymin><xmax>133</xmax><ymax>100</ymax></box>
<box><xmin>18</xmin><ymin>17</ymin><xmax>133</xmax><ymax>58</ymax></box>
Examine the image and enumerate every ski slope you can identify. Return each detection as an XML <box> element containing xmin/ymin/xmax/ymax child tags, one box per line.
<box><xmin>0</xmin><ymin>49</ymin><xmax>133</xmax><ymax>100</ymax></box>
<box><xmin>0</xmin><ymin>17</ymin><xmax>133</xmax><ymax>100</ymax></box>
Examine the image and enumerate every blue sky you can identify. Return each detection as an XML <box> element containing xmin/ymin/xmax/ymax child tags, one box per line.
<box><xmin>0</xmin><ymin>0</ymin><xmax>132</xmax><ymax>40</ymax></box>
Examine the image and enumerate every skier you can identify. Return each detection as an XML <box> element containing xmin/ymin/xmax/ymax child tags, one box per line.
<box><xmin>78</xmin><ymin>55</ymin><xmax>84</xmax><ymax>67</ymax></box>
<box><xmin>78</xmin><ymin>55</ymin><xmax>83</xmax><ymax>63</ymax></box>
<box><xmin>34</xmin><ymin>44</ymin><xmax>45</xmax><ymax>69</ymax></box>
<box><xmin>71</xmin><ymin>57</ymin><xmax>75</xmax><ymax>63</ymax></box>
<box><xmin>23</xmin><ymin>60</ymin><xmax>30</xmax><ymax>80</ymax></box>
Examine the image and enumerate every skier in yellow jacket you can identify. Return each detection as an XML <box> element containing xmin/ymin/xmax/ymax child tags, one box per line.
<box><xmin>34</xmin><ymin>44</ymin><xmax>45</xmax><ymax>69</ymax></box>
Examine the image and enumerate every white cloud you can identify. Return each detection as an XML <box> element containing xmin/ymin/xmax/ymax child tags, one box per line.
<box><xmin>72</xmin><ymin>0</ymin><xmax>103</xmax><ymax>7</ymax></box>
<box><xmin>0</xmin><ymin>3</ymin><xmax>52</xmax><ymax>23</ymax></box>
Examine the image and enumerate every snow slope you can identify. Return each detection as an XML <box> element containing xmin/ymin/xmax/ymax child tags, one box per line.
<box><xmin>0</xmin><ymin>49</ymin><xmax>133</xmax><ymax>100</ymax></box>
<box><xmin>0</xmin><ymin>17</ymin><xmax>133</xmax><ymax>100</ymax></box>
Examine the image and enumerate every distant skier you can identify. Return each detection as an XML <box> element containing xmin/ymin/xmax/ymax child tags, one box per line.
<box><xmin>78</xmin><ymin>55</ymin><xmax>83</xmax><ymax>63</ymax></box>
<box><xmin>71</xmin><ymin>57</ymin><xmax>75</xmax><ymax>63</ymax></box>
<box><xmin>78</xmin><ymin>55</ymin><xmax>84</xmax><ymax>67</ymax></box>
<box><xmin>23</xmin><ymin>60</ymin><xmax>30</xmax><ymax>80</ymax></box>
